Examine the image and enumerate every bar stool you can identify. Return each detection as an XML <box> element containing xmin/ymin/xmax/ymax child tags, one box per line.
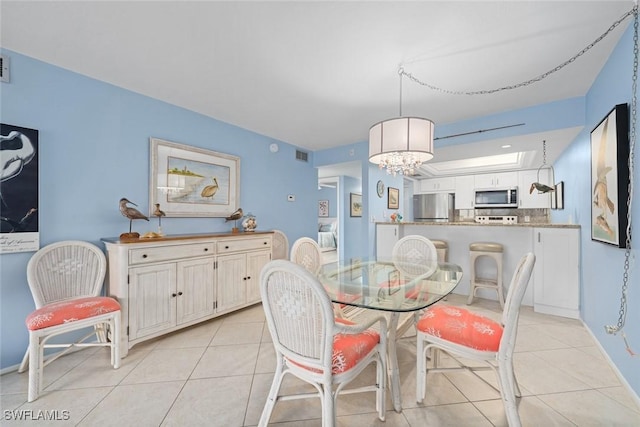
<box><xmin>431</xmin><ymin>240</ymin><xmax>448</xmax><ymax>263</ymax></box>
<box><xmin>467</xmin><ymin>242</ymin><xmax>504</xmax><ymax>308</ymax></box>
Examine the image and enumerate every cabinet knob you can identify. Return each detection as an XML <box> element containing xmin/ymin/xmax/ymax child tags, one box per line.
<box><xmin>263</xmin><ymin>241</ymin><xmax>268</xmax><ymax>245</ymax></box>
<box><xmin>247</xmin><ymin>276</ymin><xmax>251</xmax><ymax>280</ymax></box>
<box><xmin>142</xmin><ymin>254</ymin><xmax>148</xmax><ymax>258</ymax></box>
<box><xmin>243</xmin><ymin>277</ymin><xmax>247</xmax><ymax>281</ymax></box>
<box><xmin>178</xmin><ymin>291</ymin><xmax>183</xmax><ymax>296</ymax></box>
<box><xmin>225</xmin><ymin>245</ymin><xmax>230</xmax><ymax>249</ymax></box>
<box><xmin>204</xmin><ymin>248</ymin><xmax>208</xmax><ymax>252</ymax></box>
<box><xmin>172</xmin><ymin>293</ymin><xmax>177</xmax><ymax>297</ymax></box>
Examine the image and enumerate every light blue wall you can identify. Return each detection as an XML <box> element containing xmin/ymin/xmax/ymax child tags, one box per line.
<box><xmin>553</xmin><ymin>23</ymin><xmax>639</xmax><ymax>394</ymax></box>
<box><xmin>0</xmin><ymin>50</ymin><xmax>318</xmax><ymax>369</ymax></box>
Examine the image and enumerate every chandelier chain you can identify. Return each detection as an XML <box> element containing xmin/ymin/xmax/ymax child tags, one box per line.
<box><xmin>543</xmin><ymin>140</ymin><xmax>547</xmax><ymax>165</ymax></box>
<box><xmin>607</xmin><ymin>7</ymin><xmax>637</xmax><ymax>338</ymax></box>
<box><xmin>400</xmin><ymin>7</ymin><xmax>637</xmax><ymax>95</ymax></box>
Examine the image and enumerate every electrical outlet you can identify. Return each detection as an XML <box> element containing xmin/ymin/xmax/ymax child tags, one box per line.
<box><xmin>287</xmin><ymin>194</ymin><xmax>295</xmax><ymax>202</ymax></box>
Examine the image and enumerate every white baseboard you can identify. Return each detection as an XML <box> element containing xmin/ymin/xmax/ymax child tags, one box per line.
<box><xmin>582</xmin><ymin>320</ymin><xmax>640</xmax><ymax>410</ymax></box>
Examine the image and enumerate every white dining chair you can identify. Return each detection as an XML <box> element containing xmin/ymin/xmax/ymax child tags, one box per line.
<box><xmin>271</xmin><ymin>229</ymin><xmax>289</xmax><ymax>260</ymax></box>
<box><xmin>259</xmin><ymin>259</ymin><xmax>387</xmax><ymax>427</ymax></box>
<box><xmin>415</xmin><ymin>252</ymin><xmax>535</xmax><ymax>427</ymax></box>
<box><xmin>19</xmin><ymin>240</ymin><xmax>121</xmax><ymax>402</ymax></box>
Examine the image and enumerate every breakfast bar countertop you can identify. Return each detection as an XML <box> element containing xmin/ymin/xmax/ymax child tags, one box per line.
<box><xmin>376</xmin><ymin>221</ymin><xmax>581</xmax><ymax>229</ymax></box>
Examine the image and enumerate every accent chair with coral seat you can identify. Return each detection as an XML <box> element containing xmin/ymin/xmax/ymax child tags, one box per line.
<box><xmin>415</xmin><ymin>252</ymin><xmax>535</xmax><ymax>427</ymax></box>
<box><xmin>259</xmin><ymin>259</ymin><xmax>387</xmax><ymax>427</ymax></box>
<box><xmin>18</xmin><ymin>240</ymin><xmax>121</xmax><ymax>402</ymax></box>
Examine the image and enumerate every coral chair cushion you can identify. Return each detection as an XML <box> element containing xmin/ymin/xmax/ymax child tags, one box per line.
<box><xmin>26</xmin><ymin>296</ymin><xmax>121</xmax><ymax>331</ymax></box>
<box><xmin>416</xmin><ymin>305</ymin><xmax>503</xmax><ymax>351</ymax></box>
<box><xmin>290</xmin><ymin>317</ymin><xmax>380</xmax><ymax>374</ymax></box>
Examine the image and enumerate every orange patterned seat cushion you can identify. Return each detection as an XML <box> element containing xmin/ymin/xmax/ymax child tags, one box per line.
<box><xmin>289</xmin><ymin>317</ymin><xmax>380</xmax><ymax>374</ymax></box>
<box><xmin>416</xmin><ymin>305</ymin><xmax>503</xmax><ymax>351</ymax></box>
<box><xmin>26</xmin><ymin>296</ymin><xmax>121</xmax><ymax>331</ymax></box>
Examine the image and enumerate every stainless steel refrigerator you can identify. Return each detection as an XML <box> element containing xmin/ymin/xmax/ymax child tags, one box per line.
<box><xmin>413</xmin><ymin>193</ymin><xmax>455</xmax><ymax>222</ymax></box>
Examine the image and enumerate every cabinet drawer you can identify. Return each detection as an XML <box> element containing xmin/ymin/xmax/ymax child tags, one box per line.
<box><xmin>129</xmin><ymin>243</ymin><xmax>215</xmax><ymax>265</ymax></box>
<box><xmin>218</xmin><ymin>237</ymin><xmax>271</xmax><ymax>254</ymax></box>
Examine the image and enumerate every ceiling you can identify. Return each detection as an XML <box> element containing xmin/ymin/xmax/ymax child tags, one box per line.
<box><xmin>1</xmin><ymin>1</ymin><xmax>634</xmax><ymax>178</ymax></box>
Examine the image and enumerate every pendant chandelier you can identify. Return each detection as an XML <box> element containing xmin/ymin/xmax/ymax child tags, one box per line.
<box><xmin>369</xmin><ymin>68</ymin><xmax>434</xmax><ymax>176</ymax></box>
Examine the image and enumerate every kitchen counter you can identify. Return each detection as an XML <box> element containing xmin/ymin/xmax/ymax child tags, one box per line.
<box><xmin>376</xmin><ymin>221</ymin><xmax>580</xmax><ymax>229</ymax></box>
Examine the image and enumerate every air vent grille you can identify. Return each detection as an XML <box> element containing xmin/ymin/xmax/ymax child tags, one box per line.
<box><xmin>295</xmin><ymin>150</ymin><xmax>308</xmax><ymax>162</ymax></box>
<box><xmin>0</xmin><ymin>55</ymin><xmax>9</xmax><ymax>83</ymax></box>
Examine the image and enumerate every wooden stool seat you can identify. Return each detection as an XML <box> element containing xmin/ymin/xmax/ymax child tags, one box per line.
<box><xmin>430</xmin><ymin>240</ymin><xmax>449</xmax><ymax>263</ymax></box>
<box><xmin>468</xmin><ymin>242</ymin><xmax>505</xmax><ymax>308</ymax></box>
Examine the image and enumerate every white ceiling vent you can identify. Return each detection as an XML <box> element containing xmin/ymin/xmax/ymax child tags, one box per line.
<box><xmin>295</xmin><ymin>150</ymin><xmax>309</xmax><ymax>162</ymax></box>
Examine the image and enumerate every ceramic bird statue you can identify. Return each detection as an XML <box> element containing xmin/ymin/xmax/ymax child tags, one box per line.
<box><xmin>225</xmin><ymin>207</ymin><xmax>243</xmax><ymax>222</ymax></box>
<box><xmin>529</xmin><ymin>182</ymin><xmax>555</xmax><ymax>194</ymax></box>
<box><xmin>119</xmin><ymin>198</ymin><xmax>149</xmax><ymax>234</ymax></box>
<box><xmin>153</xmin><ymin>203</ymin><xmax>166</xmax><ymax>235</ymax></box>
<box><xmin>153</xmin><ymin>203</ymin><xmax>166</xmax><ymax>222</ymax></box>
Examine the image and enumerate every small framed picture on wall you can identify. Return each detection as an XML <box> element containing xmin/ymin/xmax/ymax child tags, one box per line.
<box><xmin>318</xmin><ymin>200</ymin><xmax>329</xmax><ymax>217</ymax></box>
<box><xmin>387</xmin><ymin>187</ymin><xmax>399</xmax><ymax>209</ymax></box>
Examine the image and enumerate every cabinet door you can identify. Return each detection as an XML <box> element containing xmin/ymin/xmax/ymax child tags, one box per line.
<box><xmin>376</xmin><ymin>224</ymin><xmax>400</xmax><ymax>260</ymax></box>
<box><xmin>533</xmin><ymin>228</ymin><xmax>580</xmax><ymax>318</ymax></box>
<box><xmin>518</xmin><ymin>169</ymin><xmax>552</xmax><ymax>208</ymax></box>
<box><xmin>129</xmin><ymin>263</ymin><xmax>177</xmax><ymax>340</ymax></box>
<box><xmin>418</xmin><ymin>177</ymin><xmax>455</xmax><ymax>193</ymax></box>
<box><xmin>475</xmin><ymin>172</ymin><xmax>517</xmax><ymax>188</ymax></box>
<box><xmin>177</xmin><ymin>258</ymin><xmax>215</xmax><ymax>325</ymax></box>
<box><xmin>246</xmin><ymin>250</ymin><xmax>271</xmax><ymax>303</ymax></box>
<box><xmin>454</xmin><ymin>175</ymin><xmax>475</xmax><ymax>209</ymax></box>
<box><xmin>216</xmin><ymin>253</ymin><xmax>247</xmax><ymax>312</ymax></box>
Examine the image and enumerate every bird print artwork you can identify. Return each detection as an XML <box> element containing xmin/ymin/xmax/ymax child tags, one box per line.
<box><xmin>529</xmin><ymin>182</ymin><xmax>555</xmax><ymax>194</ymax></box>
<box><xmin>0</xmin><ymin>208</ymin><xmax>37</xmax><ymax>233</ymax></box>
<box><xmin>119</xmin><ymin>198</ymin><xmax>149</xmax><ymax>238</ymax></box>
<box><xmin>592</xmin><ymin>114</ymin><xmax>617</xmax><ymax>243</ymax></box>
<box><xmin>0</xmin><ymin>130</ymin><xmax>36</xmax><ymax>208</ymax></box>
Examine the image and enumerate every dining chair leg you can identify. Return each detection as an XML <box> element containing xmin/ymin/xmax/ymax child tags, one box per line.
<box><xmin>258</xmin><ymin>359</ymin><xmax>285</xmax><ymax>427</ymax></box>
<box><xmin>416</xmin><ymin>337</ymin><xmax>426</xmax><ymax>403</ymax></box>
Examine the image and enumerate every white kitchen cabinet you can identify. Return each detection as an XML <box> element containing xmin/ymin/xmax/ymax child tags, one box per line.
<box><xmin>474</xmin><ymin>172</ymin><xmax>518</xmax><ymax>189</ymax></box>
<box><xmin>518</xmin><ymin>169</ymin><xmax>553</xmax><ymax>209</ymax></box>
<box><xmin>376</xmin><ymin>224</ymin><xmax>400</xmax><ymax>260</ymax></box>
<box><xmin>454</xmin><ymin>175</ymin><xmax>475</xmax><ymax>209</ymax></box>
<box><xmin>416</xmin><ymin>177</ymin><xmax>456</xmax><ymax>193</ymax></box>
<box><xmin>532</xmin><ymin>227</ymin><xmax>580</xmax><ymax>319</ymax></box>
<box><xmin>103</xmin><ymin>232</ymin><xmax>272</xmax><ymax>356</ymax></box>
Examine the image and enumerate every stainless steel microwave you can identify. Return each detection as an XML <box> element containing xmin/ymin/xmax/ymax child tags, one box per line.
<box><xmin>474</xmin><ymin>187</ymin><xmax>518</xmax><ymax>208</ymax></box>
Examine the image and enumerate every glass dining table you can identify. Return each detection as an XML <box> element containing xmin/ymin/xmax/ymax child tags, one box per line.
<box><xmin>319</xmin><ymin>258</ymin><xmax>463</xmax><ymax>412</ymax></box>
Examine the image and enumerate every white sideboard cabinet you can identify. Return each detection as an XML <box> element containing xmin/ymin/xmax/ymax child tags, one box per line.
<box><xmin>103</xmin><ymin>232</ymin><xmax>272</xmax><ymax>356</ymax></box>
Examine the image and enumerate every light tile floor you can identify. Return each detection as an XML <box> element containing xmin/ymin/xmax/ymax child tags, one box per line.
<box><xmin>2</xmin><ymin>294</ymin><xmax>639</xmax><ymax>426</ymax></box>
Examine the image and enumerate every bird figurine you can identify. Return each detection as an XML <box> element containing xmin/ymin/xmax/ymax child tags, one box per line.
<box><xmin>593</xmin><ymin>116</ymin><xmax>615</xmax><ymax>218</ymax></box>
<box><xmin>529</xmin><ymin>182</ymin><xmax>555</xmax><ymax>194</ymax></box>
<box><xmin>201</xmin><ymin>177</ymin><xmax>219</xmax><ymax>199</ymax></box>
<box><xmin>225</xmin><ymin>207</ymin><xmax>243</xmax><ymax>233</ymax></box>
<box><xmin>153</xmin><ymin>203</ymin><xmax>166</xmax><ymax>236</ymax></box>
<box><xmin>119</xmin><ymin>198</ymin><xmax>149</xmax><ymax>238</ymax></box>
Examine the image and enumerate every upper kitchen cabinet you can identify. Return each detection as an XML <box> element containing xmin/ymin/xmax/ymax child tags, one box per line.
<box><xmin>415</xmin><ymin>176</ymin><xmax>456</xmax><ymax>194</ymax></box>
<box><xmin>474</xmin><ymin>172</ymin><xmax>517</xmax><ymax>189</ymax></box>
<box><xmin>518</xmin><ymin>169</ymin><xmax>553</xmax><ymax>209</ymax></box>
<box><xmin>454</xmin><ymin>175</ymin><xmax>475</xmax><ymax>209</ymax></box>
